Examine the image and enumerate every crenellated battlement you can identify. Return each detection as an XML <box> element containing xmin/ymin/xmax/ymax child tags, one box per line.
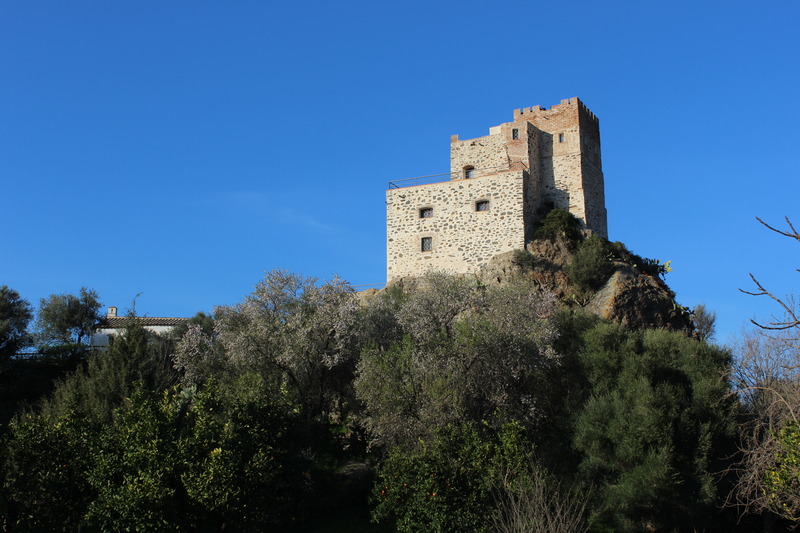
<box><xmin>514</xmin><ymin>97</ymin><xmax>598</xmax><ymax>125</ymax></box>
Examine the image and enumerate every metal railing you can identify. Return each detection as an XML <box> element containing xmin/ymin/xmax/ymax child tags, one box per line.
<box><xmin>387</xmin><ymin>162</ymin><xmax>529</xmax><ymax>190</ymax></box>
<box><xmin>352</xmin><ymin>282</ymin><xmax>387</xmax><ymax>290</ymax></box>
<box><xmin>388</xmin><ymin>172</ymin><xmax>453</xmax><ymax>189</ymax></box>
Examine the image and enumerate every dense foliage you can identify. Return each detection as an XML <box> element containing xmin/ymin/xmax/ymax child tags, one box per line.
<box><xmin>571</xmin><ymin>324</ymin><xmax>736</xmax><ymax>531</ymax></box>
<box><xmin>567</xmin><ymin>235</ymin><xmax>616</xmax><ymax>292</ymax></box>
<box><xmin>0</xmin><ymin>268</ymin><xmax>754</xmax><ymax>532</ymax></box>
<box><xmin>372</xmin><ymin>422</ymin><xmax>536</xmax><ymax>533</ymax></box>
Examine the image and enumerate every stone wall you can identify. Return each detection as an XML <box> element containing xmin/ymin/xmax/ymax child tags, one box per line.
<box><xmin>386</xmin><ymin>171</ymin><xmax>527</xmax><ymax>280</ymax></box>
<box><xmin>450</xmin><ymin>132</ymin><xmax>512</xmax><ymax>179</ymax></box>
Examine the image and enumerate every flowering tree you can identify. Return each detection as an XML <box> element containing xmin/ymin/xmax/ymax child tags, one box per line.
<box><xmin>211</xmin><ymin>269</ymin><xmax>362</xmax><ymax>422</ymax></box>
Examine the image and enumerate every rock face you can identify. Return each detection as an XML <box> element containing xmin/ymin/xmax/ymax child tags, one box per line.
<box><xmin>476</xmin><ymin>238</ymin><xmax>573</xmax><ymax>299</ymax></box>
<box><xmin>381</xmin><ymin>237</ymin><xmax>692</xmax><ymax>333</ymax></box>
<box><xmin>477</xmin><ymin>238</ymin><xmax>691</xmax><ymax>332</ymax></box>
<box><xmin>584</xmin><ymin>265</ymin><xmax>690</xmax><ymax>331</ymax></box>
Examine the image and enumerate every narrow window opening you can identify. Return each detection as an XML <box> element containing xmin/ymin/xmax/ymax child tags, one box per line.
<box><xmin>475</xmin><ymin>200</ymin><xmax>490</xmax><ymax>212</ymax></box>
<box><xmin>558</xmin><ymin>133</ymin><xmax>565</xmax><ymax>143</ymax></box>
<box><xmin>464</xmin><ymin>166</ymin><xmax>475</xmax><ymax>179</ymax></box>
<box><xmin>419</xmin><ymin>207</ymin><xmax>433</xmax><ymax>218</ymax></box>
<box><xmin>421</xmin><ymin>237</ymin><xmax>433</xmax><ymax>251</ymax></box>
<box><xmin>512</xmin><ymin>128</ymin><xmax>519</xmax><ymax>140</ymax></box>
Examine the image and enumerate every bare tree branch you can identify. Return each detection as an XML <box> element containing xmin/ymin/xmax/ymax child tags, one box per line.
<box><xmin>740</xmin><ymin>217</ymin><xmax>800</xmax><ymax>330</ymax></box>
<box><xmin>756</xmin><ymin>216</ymin><xmax>800</xmax><ymax>243</ymax></box>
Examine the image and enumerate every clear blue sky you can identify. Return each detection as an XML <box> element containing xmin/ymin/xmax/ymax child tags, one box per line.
<box><xmin>2</xmin><ymin>1</ymin><xmax>798</xmax><ymax>343</ymax></box>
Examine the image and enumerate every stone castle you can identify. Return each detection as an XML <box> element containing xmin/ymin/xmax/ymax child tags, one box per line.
<box><xmin>386</xmin><ymin>97</ymin><xmax>607</xmax><ymax>281</ymax></box>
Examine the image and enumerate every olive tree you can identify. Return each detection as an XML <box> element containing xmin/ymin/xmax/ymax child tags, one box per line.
<box><xmin>355</xmin><ymin>275</ymin><xmax>560</xmax><ymax>447</ymax></box>
<box><xmin>36</xmin><ymin>287</ymin><xmax>102</xmax><ymax>349</ymax></box>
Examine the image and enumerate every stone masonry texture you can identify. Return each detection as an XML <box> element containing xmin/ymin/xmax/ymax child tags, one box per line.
<box><xmin>386</xmin><ymin>97</ymin><xmax>607</xmax><ymax>281</ymax></box>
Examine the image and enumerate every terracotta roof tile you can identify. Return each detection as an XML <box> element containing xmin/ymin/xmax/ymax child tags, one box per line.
<box><xmin>99</xmin><ymin>316</ymin><xmax>187</xmax><ymax>328</ymax></box>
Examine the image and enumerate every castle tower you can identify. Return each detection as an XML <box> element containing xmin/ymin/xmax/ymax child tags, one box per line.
<box><xmin>512</xmin><ymin>98</ymin><xmax>607</xmax><ymax>238</ymax></box>
<box><xmin>386</xmin><ymin>98</ymin><xmax>607</xmax><ymax>282</ymax></box>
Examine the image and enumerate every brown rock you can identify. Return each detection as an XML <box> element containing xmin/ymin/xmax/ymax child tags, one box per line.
<box><xmin>585</xmin><ymin>265</ymin><xmax>691</xmax><ymax>332</ymax></box>
<box><xmin>476</xmin><ymin>237</ymin><xmax>573</xmax><ymax>298</ymax></box>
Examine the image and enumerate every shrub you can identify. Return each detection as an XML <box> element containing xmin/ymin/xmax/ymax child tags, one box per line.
<box><xmin>609</xmin><ymin>241</ymin><xmax>670</xmax><ymax>279</ymax></box>
<box><xmin>567</xmin><ymin>235</ymin><xmax>615</xmax><ymax>292</ymax></box>
<box><xmin>3</xmin><ymin>410</ymin><xmax>97</xmax><ymax>531</ymax></box>
<box><xmin>492</xmin><ymin>462</ymin><xmax>589</xmax><ymax>533</ymax></box>
<box><xmin>533</xmin><ymin>209</ymin><xmax>583</xmax><ymax>245</ymax></box>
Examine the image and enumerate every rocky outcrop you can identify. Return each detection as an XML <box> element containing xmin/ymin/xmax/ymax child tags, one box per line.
<box><xmin>585</xmin><ymin>264</ymin><xmax>691</xmax><ymax>331</ymax></box>
<box><xmin>476</xmin><ymin>237</ymin><xmax>573</xmax><ymax>298</ymax></box>
<box><xmin>477</xmin><ymin>238</ymin><xmax>691</xmax><ymax>332</ymax></box>
<box><xmin>379</xmin><ymin>237</ymin><xmax>692</xmax><ymax>333</ymax></box>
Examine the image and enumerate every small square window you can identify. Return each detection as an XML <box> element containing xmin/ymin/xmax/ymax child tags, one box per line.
<box><xmin>558</xmin><ymin>133</ymin><xmax>565</xmax><ymax>143</ymax></box>
<box><xmin>512</xmin><ymin>128</ymin><xmax>519</xmax><ymax>140</ymax></box>
<box><xmin>464</xmin><ymin>166</ymin><xmax>475</xmax><ymax>179</ymax></box>
<box><xmin>475</xmin><ymin>200</ymin><xmax>490</xmax><ymax>212</ymax></box>
<box><xmin>419</xmin><ymin>207</ymin><xmax>433</xmax><ymax>218</ymax></box>
<box><xmin>421</xmin><ymin>237</ymin><xmax>433</xmax><ymax>251</ymax></box>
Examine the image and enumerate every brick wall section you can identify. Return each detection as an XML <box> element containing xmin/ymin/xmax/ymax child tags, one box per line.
<box><xmin>386</xmin><ymin>171</ymin><xmax>526</xmax><ymax>279</ymax></box>
<box><xmin>386</xmin><ymin>97</ymin><xmax>607</xmax><ymax>282</ymax></box>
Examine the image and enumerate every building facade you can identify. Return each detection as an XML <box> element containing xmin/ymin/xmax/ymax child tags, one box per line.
<box><xmin>91</xmin><ymin>306</ymin><xmax>187</xmax><ymax>348</ymax></box>
<box><xmin>386</xmin><ymin>97</ymin><xmax>607</xmax><ymax>281</ymax></box>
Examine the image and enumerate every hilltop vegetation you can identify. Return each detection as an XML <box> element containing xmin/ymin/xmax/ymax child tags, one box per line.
<box><xmin>0</xmin><ymin>212</ymin><xmax>795</xmax><ymax>532</ymax></box>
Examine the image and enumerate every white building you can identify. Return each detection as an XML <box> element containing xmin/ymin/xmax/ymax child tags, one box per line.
<box><xmin>91</xmin><ymin>306</ymin><xmax>187</xmax><ymax>348</ymax></box>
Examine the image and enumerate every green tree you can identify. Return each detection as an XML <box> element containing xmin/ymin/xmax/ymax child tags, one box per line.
<box><xmin>0</xmin><ymin>286</ymin><xmax>33</xmax><ymax>369</ymax></box>
<box><xmin>36</xmin><ymin>287</ymin><xmax>102</xmax><ymax>357</ymax></box>
<box><xmin>179</xmin><ymin>375</ymin><xmax>312</xmax><ymax>530</ymax></box>
<box><xmin>43</xmin><ymin>318</ymin><xmax>177</xmax><ymax>423</ymax></box>
<box><xmin>3</xmin><ymin>377</ymin><xmax>312</xmax><ymax>531</ymax></box>
<box><xmin>2</xmin><ymin>319</ymin><xmax>179</xmax><ymax>528</ymax></box>
<box><xmin>84</xmin><ymin>386</ymin><xmax>183</xmax><ymax>531</ymax></box>
<box><xmin>572</xmin><ymin>323</ymin><xmax>735</xmax><ymax>531</ymax></box>
<box><xmin>210</xmin><ymin>270</ymin><xmax>362</xmax><ymax>425</ymax></box>
<box><xmin>763</xmin><ymin>421</ymin><xmax>800</xmax><ymax>521</ymax></box>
